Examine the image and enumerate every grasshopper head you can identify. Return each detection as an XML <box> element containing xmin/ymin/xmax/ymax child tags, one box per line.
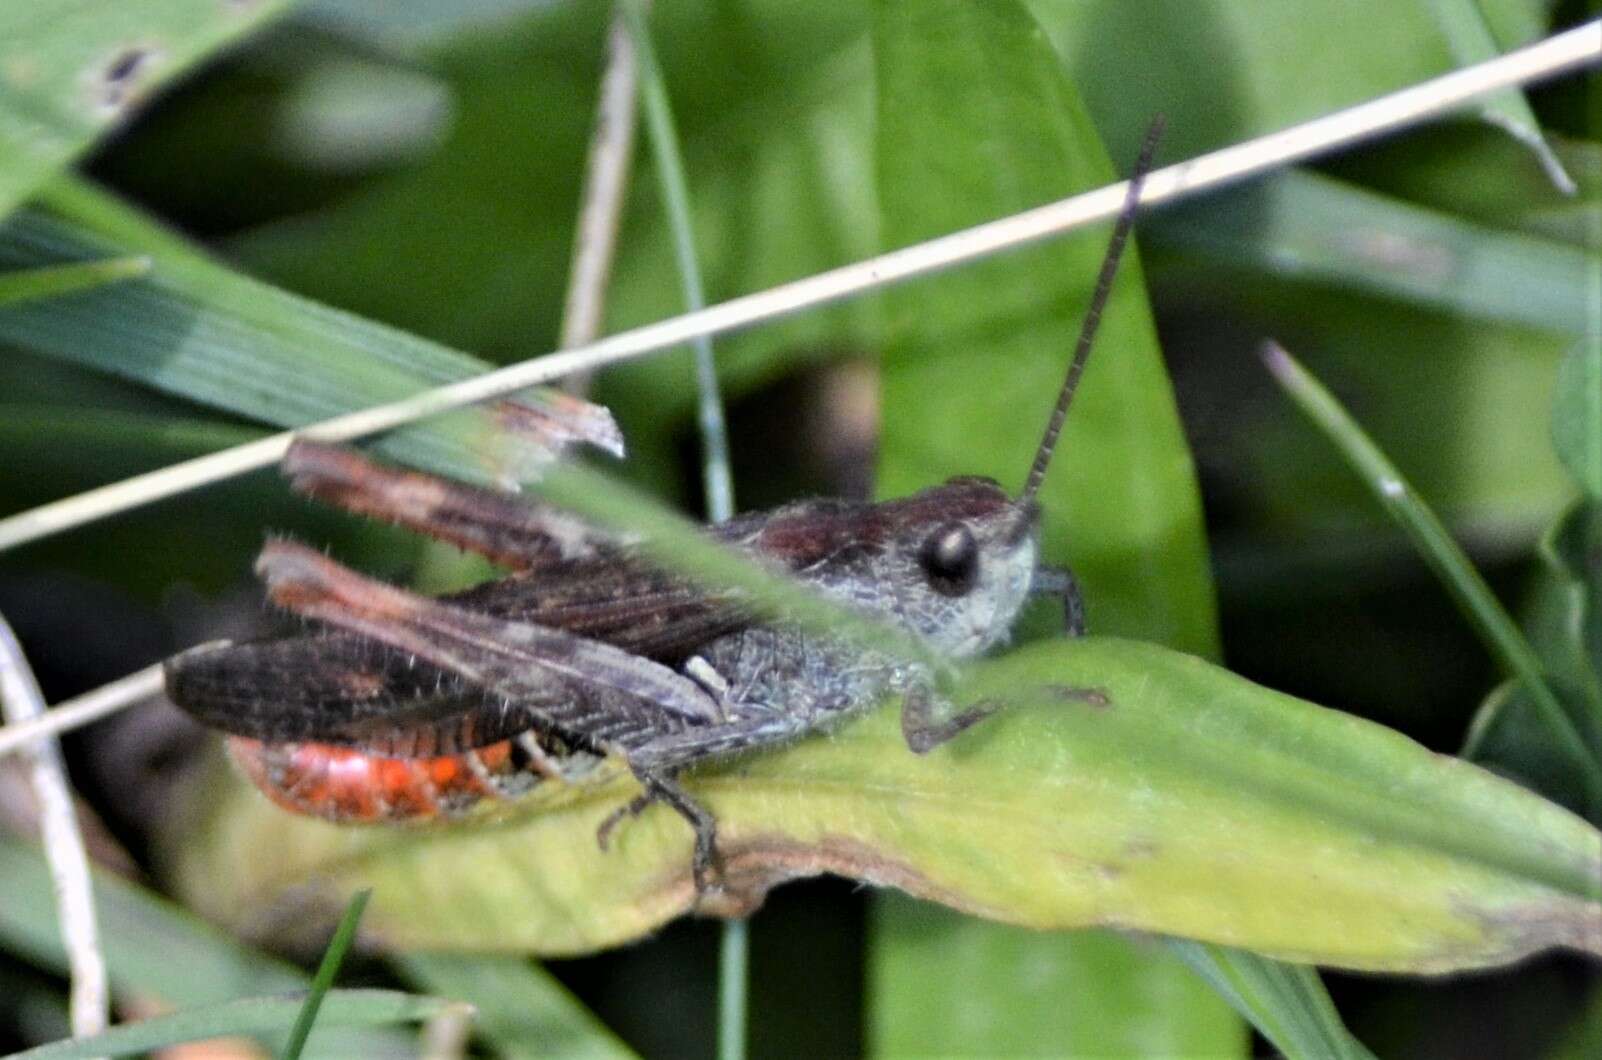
<box><xmin>876</xmin><ymin>476</ymin><xmax>1041</xmax><ymax>658</ymax></box>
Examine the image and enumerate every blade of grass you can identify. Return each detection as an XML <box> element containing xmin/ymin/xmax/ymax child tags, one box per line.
<box><xmin>620</xmin><ymin>0</ymin><xmax>733</xmax><ymax>524</ymax></box>
<box><xmin>616</xmin><ymin>5</ymin><xmax>745</xmax><ymax>1057</ymax></box>
<box><xmin>396</xmin><ymin>953</ymin><xmax>635</xmax><ymax>1060</ymax></box>
<box><xmin>280</xmin><ymin>889</ymin><xmax>373</xmax><ymax>1060</ymax></box>
<box><xmin>1151</xmin><ymin>168</ymin><xmax>1593</xmax><ymax>335</ymax></box>
<box><xmin>0</xmin><ymin>20</ymin><xmax>1598</xmax><ymax>551</ymax></box>
<box><xmin>1166</xmin><ymin>941</ymin><xmax>1377</xmax><ymax>1060</ymax></box>
<box><xmin>0</xmin><ymin>835</ymin><xmax>411</xmax><ymax>1058</ymax></box>
<box><xmin>4</xmin><ymin>181</ymin><xmax>611</xmax><ymax>483</ymax></box>
<box><xmin>1261</xmin><ymin>340</ymin><xmax>1602</xmax><ymax>814</ymax></box>
<box><xmin>0</xmin><ymin>257</ymin><xmax>148</xmax><ymax>307</ymax></box>
<box><xmin>1552</xmin><ymin>337</ymin><xmax>1602</xmax><ymax>502</ymax></box>
<box><xmin>8</xmin><ymin>989</ymin><xmax>456</xmax><ymax>1060</ymax></box>
<box><xmin>1423</xmin><ymin>0</ymin><xmax>1576</xmax><ymax>193</ymax></box>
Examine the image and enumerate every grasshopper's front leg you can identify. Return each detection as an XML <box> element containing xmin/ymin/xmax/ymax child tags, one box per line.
<box><xmin>900</xmin><ymin>682</ymin><xmax>997</xmax><ymax>754</ymax></box>
<box><xmin>1030</xmin><ymin>563</ymin><xmax>1086</xmax><ymax>637</ymax></box>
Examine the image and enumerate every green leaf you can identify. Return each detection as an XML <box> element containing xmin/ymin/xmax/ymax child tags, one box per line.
<box><xmin>0</xmin><ymin>404</ymin><xmax>261</xmax><ymax>464</ymax></box>
<box><xmin>170</xmin><ymin>638</ymin><xmax>1602</xmax><ymax>970</ymax></box>
<box><xmin>282</xmin><ymin>889</ymin><xmax>371</xmax><ymax>1060</ymax></box>
<box><xmin>867</xmin><ymin>2</ymin><xmax>1239</xmax><ymax>1052</ymax></box>
<box><xmin>1031</xmin><ymin>0</ymin><xmax>1513</xmax><ymax>161</ymax></box>
<box><xmin>0</xmin><ymin>256</ymin><xmax>147</xmax><ymax>306</ymax></box>
<box><xmin>226</xmin><ymin>4</ymin><xmax>880</xmax><ymax>500</ymax></box>
<box><xmin>1420</xmin><ymin>0</ymin><xmax>1574</xmax><ymax>193</ymax></box>
<box><xmin>873</xmin><ymin>0</ymin><xmax>1216</xmax><ymax>658</ymax></box>
<box><xmin>0</xmin><ymin>835</ymin><xmax>410</xmax><ymax>1059</ymax></box>
<box><xmin>1265</xmin><ymin>342</ymin><xmax>1602</xmax><ymax>813</ymax></box>
<box><xmin>0</xmin><ymin>0</ymin><xmax>293</xmax><ymax>220</ymax></box>
<box><xmin>1553</xmin><ymin>336</ymin><xmax>1602</xmax><ymax>500</ymax></box>
<box><xmin>8</xmin><ymin>989</ymin><xmax>453</xmax><ymax>1060</ymax></box>
<box><xmin>0</xmin><ymin>178</ymin><xmax>583</xmax><ymax>483</ymax></box>
<box><xmin>396</xmin><ymin>953</ymin><xmax>636</xmax><ymax>1060</ymax></box>
<box><xmin>867</xmin><ymin>902</ymin><xmax>1246</xmax><ymax>1057</ymax></box>
<box><xmin>1322</xmin><ymin>126</ymin><xmax>1600</xmax><ymax>248</ymax></box>
<box><xmin>1466</xmin><ymin>503</ymin><xmax>1602</xmax><ymax>817</ymax></box>
<box><xmin>1166</xmin><ymin>942</ymin><xmax>1376</xmax><ymax>1060</ymax></box>
<box><xmin>1152</xmin><ymin>169</ymin><xmax>1594</xmax><ymax>336</ymax></box>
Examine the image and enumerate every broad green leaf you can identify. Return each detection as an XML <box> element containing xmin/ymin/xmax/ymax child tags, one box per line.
<box><xmin>8</xmin><ymin>989</ymin><xmax>452</xmax><ymax>1060</ymax></box>
<box><xmin>867</xmin><ymin>902</ymin><xmax>1247</xmax><ymax>1058</ymax></box>
<box><xmin>1166</xmin><ymin>942</ymin><xmax>1376</xmax><ymax>1060</ymax></box>
<box><xmin>1152</xmin><ymin>169</ymin><xmax>1594</xmax><ymax>336</ymax></box>
<box><xmin>873</xmin><ymin>0</ymin><xmax>1215</xmax><ymax>657</ymax></box>
<box><xmin>0</xmin><ymin>0</ymin><xmax>293</xmax><ymax>219</ymax></box>
<box><xmin>396</xmin><ymin>953</ymin><xmax>635</xmax><ymax>1060</ymax></box>
<box><xmin>868</xmin><ymin>1</ymin><xmax>1234</xmax><ymax>1053</ymax></box>
<box><xmin>1421</xmin><ymin>0</ymin><xmax>1573</xmax><ymax>193</ymax></box>
<box><xmin>1553</xmin><ymin>336</ymin><xmax>1602</xmax><ymax>500</ymax></box>
<box><xmin>170</xmin><ymin>638</ymin><xmax>1602</xmax><ymax>971</ymax></box>
<box><xmin>0</xmin><ymin>835</ymin><xmax>410</xmax><ymax>1059</ymax></box>
<box><xmin>0</xmin><ymin>257</ymin><xmax>147</xmax><ymax>307</ymax></box>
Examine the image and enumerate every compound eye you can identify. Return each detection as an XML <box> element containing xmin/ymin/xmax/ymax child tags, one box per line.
<box><xmin>919</xmin><ymin>522</ymin><xmax>979</xmax><ymax>597</ymax></box>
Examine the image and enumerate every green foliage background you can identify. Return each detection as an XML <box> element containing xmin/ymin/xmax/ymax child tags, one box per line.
<box><xmin>0</xmin><ymin>0</ymin><xmax>1598</xmax><ymax>1057</ymax></box>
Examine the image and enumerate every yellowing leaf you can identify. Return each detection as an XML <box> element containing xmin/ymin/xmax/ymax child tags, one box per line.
<box><xmin>170</xmin><ymin>638</ymin><xmax>1601</xmax><ymax>972</ymax></box>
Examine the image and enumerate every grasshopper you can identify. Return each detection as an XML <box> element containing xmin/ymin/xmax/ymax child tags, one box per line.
<box><xmin>165</xmin><ymin>120</ymin><xmax>1162</xmax><ymax>892</ymax></box>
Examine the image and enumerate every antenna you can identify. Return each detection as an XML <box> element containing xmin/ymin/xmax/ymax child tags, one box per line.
<box><xmin>1021</xmin><ymin>114</ymin><xmax>1167</xmax><ymax>505</ymax></box>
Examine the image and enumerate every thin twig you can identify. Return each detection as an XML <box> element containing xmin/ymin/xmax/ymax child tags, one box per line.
<box><xmin>0</xmin><ymin>663</ymin><xmax>166</xmax><ymax>761</ymax></box>
<box><xmin>0</xmin><ymin>611</ymin><xmax>109</xmax><ymax>1045</ymax></box>
<box><xmin>621</xmin><ymin>0</ymin><xmax>734</xmax><ymax>523</ymax></box>
<box><xmin>0</xmin><ymin>19</ymin><xmax>1596</xmax><ymax>552</ymax></box>
<box><xmin>560</xmin><ymin>5</ymin><xmax>645</xmax><ymax>387</ymax></box>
